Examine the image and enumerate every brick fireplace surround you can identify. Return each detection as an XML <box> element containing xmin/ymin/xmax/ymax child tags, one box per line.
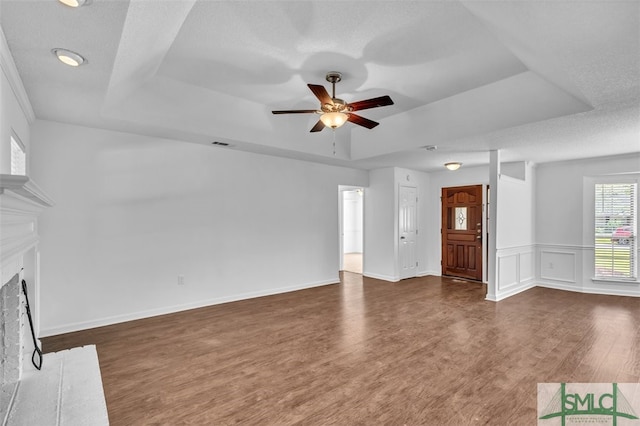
<box><xmin>1</xmin><ymin>175</ymin><xmax>108</xmax><ymax>425</ymax></box>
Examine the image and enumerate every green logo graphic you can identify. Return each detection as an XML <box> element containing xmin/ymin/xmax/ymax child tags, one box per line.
<box><xmin>539</xmin><ymin>383</ymin><xmax>639</xmax><ymax>426</ymax></box>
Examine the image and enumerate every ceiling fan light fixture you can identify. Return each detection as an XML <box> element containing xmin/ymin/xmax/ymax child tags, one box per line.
<box><xmin>320</xmin><ymin>112</ymin><xmax>348</xmax><ymax>129</ymax></box>
<box><xmin>52</xmin><ymin>48</ymin><xmax>86</xmax><ymax>67</ymax></box>
<box><xmin>444</xmin><ymin>162</ymin><xmax>462</xmax><ymax>171</ymax></box>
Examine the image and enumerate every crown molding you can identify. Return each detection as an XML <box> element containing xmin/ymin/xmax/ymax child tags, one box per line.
<box><xmin>0</xmin><ymin>25</ymin><xmax>35</xmax><ymax>124</ymax></box>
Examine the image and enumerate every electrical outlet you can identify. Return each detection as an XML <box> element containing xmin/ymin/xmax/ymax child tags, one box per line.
<box><xmin>177</xmin><ymin>274</ymin><xmax>185</xmax><ymax>286</ymax></box>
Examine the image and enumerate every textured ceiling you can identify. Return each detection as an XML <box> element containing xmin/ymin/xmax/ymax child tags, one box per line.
<box><xmin>1</xmin><ymin>0</ymin><xmax>639</xmax><ymax>171</ymax></box>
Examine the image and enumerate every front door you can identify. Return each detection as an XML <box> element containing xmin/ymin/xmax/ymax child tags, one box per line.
<box><xmin>442</xmin><ymin>185</ymin><xmax>483</xmax><ymax>281</ymax></box>
<box><xmin>399</xmin><ymin>185</ymin><xmax>418</xmax><ymax>279</ymax></box>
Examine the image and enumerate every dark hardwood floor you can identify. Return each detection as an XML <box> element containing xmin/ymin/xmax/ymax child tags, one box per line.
<box><xmin>42</xmin><ymin>274</ymin><xmax>640</xmax><ymax>425</ymax></box>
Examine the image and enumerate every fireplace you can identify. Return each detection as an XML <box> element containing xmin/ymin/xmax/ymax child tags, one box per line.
<box><xmin>1</xmin><ymin>274</ymin><xmax>22</xmax><ymax>419</ymax></box>
<box><xmin>0</xmin><ymin>175</ymin><xmax>52</xmax><ymax>423</ymax></box>
<box><xmin>1</xmin><ymin>175</ymin><xmax>109</xmax><ymax>425</ymax></box>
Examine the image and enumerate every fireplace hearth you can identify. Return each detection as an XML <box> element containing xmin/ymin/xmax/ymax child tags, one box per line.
<box><xmin>1</xmin><ymin>274</ymin><xmax>22</xmax><ymax>419</ymax></box>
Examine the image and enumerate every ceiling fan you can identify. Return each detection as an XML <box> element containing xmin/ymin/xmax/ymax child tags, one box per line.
<box><xmin>272</xmin><ymin>72</ymin><xmax>394</xmax><ymax>132</ymax></box>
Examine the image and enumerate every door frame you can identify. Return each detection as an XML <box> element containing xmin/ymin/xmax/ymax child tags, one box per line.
<box><xmin>338</xmin><ymin>185</ymin><xmax>364</xmax><ymax>273</ymax></box>
<box><xmin>399</xmin><ymin>185</ymin><xmax>418</xmax><ymax>280</ymax></box>
<box><xmin>441</xmin><ymin>184</ymin><xmax>488</xmax><ymax>282</ymax></box>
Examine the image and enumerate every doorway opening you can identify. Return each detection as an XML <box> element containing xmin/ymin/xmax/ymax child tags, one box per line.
<box><xmin>340</xmin><ymin>187</ymin><xmax>364</xmax><ymax>274</ymax></box>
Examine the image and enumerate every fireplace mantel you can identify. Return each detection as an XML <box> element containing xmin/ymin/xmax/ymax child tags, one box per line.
<box><xmin>1</xmin><ymin>174</ymin><xmax>54</xmax><ymax>285</ymax></box>
<box><xmin>0</xmin><ymin>174</ymin><xmax>54</xmax><ymax>208</ymax></box>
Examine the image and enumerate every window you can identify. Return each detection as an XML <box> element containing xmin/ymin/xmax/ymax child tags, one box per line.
<box><xmin>594</xmin><ymin>183</ymin><xmax>637</xmax><ymax>279</ymax></box>
<box><xmin>10</xmin><ymin>135</ymin><xmax>26</xmax><ymax>175</ymax></box>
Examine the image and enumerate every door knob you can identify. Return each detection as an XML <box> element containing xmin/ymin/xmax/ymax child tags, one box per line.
<box><xmin>400</xmin><ymin>236</ymin><xmax>405</xmax><ymax>239</ymax></box>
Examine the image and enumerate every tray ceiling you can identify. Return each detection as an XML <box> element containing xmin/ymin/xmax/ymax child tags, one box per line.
<box><xmin>1</xmin><ymin>0</ymin><xmax>638</xmax><ymax>171</ymax></box>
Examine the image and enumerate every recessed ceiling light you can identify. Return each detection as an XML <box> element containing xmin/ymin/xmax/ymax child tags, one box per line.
<box><xmin>51</xmin><ymin>48</ymin><xmax>87</xmax><ymax>67</ymax></box>
<box><xmin>58</xmin><ymin>0</ymin><xmax>87</xmax><ymax>7</ymax></box>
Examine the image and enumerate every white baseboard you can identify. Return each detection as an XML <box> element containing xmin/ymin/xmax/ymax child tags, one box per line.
<box><xmin>487</xmin><ymin>281</ymin><xmax>536</xmax><ymax>302</ymax></box>
<box><xmin>537</xmin><ymin>280</ymin><xmax>640</xmax><ymax>298</ymax></box>
<box><xmin>40</xmin><ymin>278</ymin><xmax>340</xmax><ymax>337</ymax></box>
<box><xmin>419</xmin><ymin>270</ymin><xmax>440</xmax><ymax>277</ymax></box>
<box><xmin>362</xmin><ymin>272</ymin><xmax>399</xmax><ymax>282</ymax></box>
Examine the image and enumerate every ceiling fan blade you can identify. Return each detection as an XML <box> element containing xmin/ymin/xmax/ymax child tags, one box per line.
<box><xmin>348</xmin><ymin>95</ymin><xmax>394</xmax><ymax>112</ymax></box>
<box><xmin>347</xmin><ymin>113</ymin><xmax>379</xmax><ymax>129</ymax></box>
<box><xmin>310</xmin><ymin>120</ymin><xmax>325</xmax><ymax>132</ymax></box>
<box><xmin>308</xmin><ymin>84</ymin><xmax>333</xmax><ymax>106</ymax></box>
<box><xmin>272</xmin><ymin>109</ymin><xmax>318</xmax><ymax>114</ymax></box>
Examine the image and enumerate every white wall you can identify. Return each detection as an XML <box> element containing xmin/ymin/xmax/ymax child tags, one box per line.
<box><xmin>491</xmin><ymin>161</ymin><xmax>536</xmax><ymax>301</ymax></box>
<box><xmin>364</xmin><ymin>168</ymin><xmax>396</xmax><ymax>280</ymax></box>
<box><xmin>30</xmin><ymin>120</ymin><xmax>368</xmax><ymax>335</ymax></box>
<box><xmin>535</xmin><ymin>154</ymin><xmax>640</xmax><ymax>297</ymax></box>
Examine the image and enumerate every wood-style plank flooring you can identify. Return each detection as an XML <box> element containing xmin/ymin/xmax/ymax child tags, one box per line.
<box><xmin>42</xmin><ymin>274</ymin><xmax>640</xmax><ymax>425</ymax></box>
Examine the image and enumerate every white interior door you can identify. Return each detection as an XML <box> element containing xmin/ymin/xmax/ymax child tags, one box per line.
<box><xmin>399</xmin><ymin>185</ymin><xmax>418</xmax><ymax>279</ymax></box>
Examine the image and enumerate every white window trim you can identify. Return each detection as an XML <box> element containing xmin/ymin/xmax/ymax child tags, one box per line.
<box><xmin>10</xmin><ymin>130</ymin><xmax>27</xmax><ymax>176</ymax></box>
<box><xmin>585</xmin><ymin>174</ymin><xmax>639</xmax><ymax>284</ymax></box>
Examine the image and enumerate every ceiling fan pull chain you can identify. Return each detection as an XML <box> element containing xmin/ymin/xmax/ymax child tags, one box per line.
<box><xmin>332</xmin><ymin>130</ymin><xmax>336</xmax><ymax>156</ymax></box>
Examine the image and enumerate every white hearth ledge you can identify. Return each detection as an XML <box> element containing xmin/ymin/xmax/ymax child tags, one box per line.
<box><xmin>3</xmin><ymin>346</ymin><xmax>109</xmax><ymax>426</ymax></box>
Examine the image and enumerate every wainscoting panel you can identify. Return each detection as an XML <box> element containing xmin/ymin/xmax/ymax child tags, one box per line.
<box><xmin>519</xmin><ymin>251</ymin><xmax>534</xmax><ymax>283</ymax></box>
<box><xmin>536</xmin><ymin>244</ymin><xmax>639</xmax><ymax>297</ymax></box>
<box><xmin>540</xmin><ymin>250</ymin><xmax>576</xmax><ymax>283</ymax></box>
<box><xmin>493</xmin><ymin>246</ymin><xmax>536</xmax><ymax>301</ymax></box>
<box><xmin>498</xmin><ymin>254</ymin><xmax>518</xmax><ymax>291</ymax></box>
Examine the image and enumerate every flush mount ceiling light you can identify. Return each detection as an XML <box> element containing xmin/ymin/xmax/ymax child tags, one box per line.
<box><xmin>51</xmin><ymin>48</ymin><xmax>86</xmax><ymax>67</ymax></box>
<box><xmin>58</xmin><ymin>0</ymin><xmax>88</xmax><ymax>7</ymax></box>
<box><xmin>444</xmin><ymin>162</ymin><xmax>462</xmax><ymax>171</ymax></box>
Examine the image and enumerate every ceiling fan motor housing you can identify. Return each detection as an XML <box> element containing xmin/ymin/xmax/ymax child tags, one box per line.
<box><xmin>322</xmin><ymin>98</ymin><xmax>350</xmax><ymax>113</ymax></box>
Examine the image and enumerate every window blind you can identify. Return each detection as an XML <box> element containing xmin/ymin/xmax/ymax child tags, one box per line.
<box><xmin>594</xmin><ymin>183</ymin><xmax>636</xmax><ymax>279</ymax></box>
<box><xmin>10</xmin><ymin>136</ymin><xmax>26</xmax><ymax>176</ymax></box>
